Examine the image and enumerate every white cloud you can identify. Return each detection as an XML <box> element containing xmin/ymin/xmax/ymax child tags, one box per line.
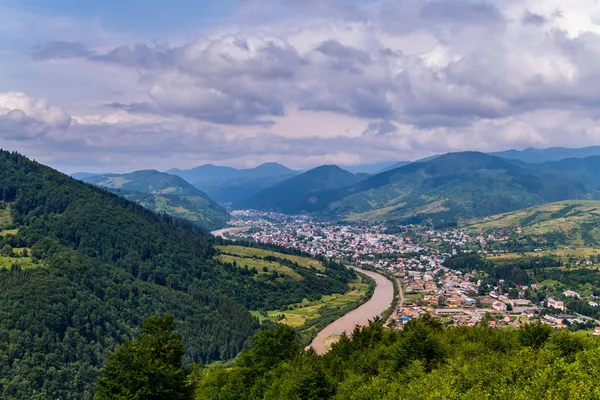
<box><xmin>0</xmin><ymin>92</ymin><xmax>71</xmax><ymax>140</ymax></box>
<box><xmin>3</xmin><ymin>0</ymin><xmax>600</xmax><ymax>171</ymax></box>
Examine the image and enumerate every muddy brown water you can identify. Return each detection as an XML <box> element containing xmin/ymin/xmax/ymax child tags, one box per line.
<box><xmin>309</xmin><ymin>267</ymin><xmax>394</xmax><ymax>355</ymax></box>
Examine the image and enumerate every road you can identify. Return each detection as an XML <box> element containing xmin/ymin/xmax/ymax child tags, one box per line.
<box><xmin>309</xmin><ymin>267</ymin><xmax>394</xmax><ymax>355</ymax></box>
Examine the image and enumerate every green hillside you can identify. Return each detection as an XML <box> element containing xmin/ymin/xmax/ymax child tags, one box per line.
<box><xmin>239</xmin><ymin>165</ymin><xmax>366</xmax><ymax>213</ymax></box>
<box><xmin>324</xmin><ymin>152</ymin><xmax>595</xmax><ymax>224</ymax></box>
<box><xmin>466</xmin><ymin>200</ymin><xmax>600</xmax><ymax>247</ymax></box>
<box><xmin>0</xmin><ymin>150</ymin><xmax>355</xmax><ymax>399</ymax></box>
<box><xmin>83</xmin><ymin>170</ymin><xmax>229</xmax><ymax>230</ymax></box>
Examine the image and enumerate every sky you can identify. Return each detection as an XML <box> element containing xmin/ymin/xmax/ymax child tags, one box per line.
<box><xmin>2</xmin><ymin>0</ymin><xmax>600</xmax><ymax>173</ymax></box>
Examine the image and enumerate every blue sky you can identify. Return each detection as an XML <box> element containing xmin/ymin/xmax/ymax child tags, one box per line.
<box><xmin>1</xmin><ymin>0</ymin><xmax>600</xmax><ymax>173</ymax></box>
<box><xmin>2</xmin><ymin>0</ymin><xmax>240</xmax><ymax>33</ymax></box>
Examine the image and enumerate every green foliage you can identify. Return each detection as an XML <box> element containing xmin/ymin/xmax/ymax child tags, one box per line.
<box><xmin>194</xmin><ymin>318</ymin><xmax>600</xmax><ymax>399</ymax></box>
<box><xmin>517</xmin><ymin>322</ymin><xmax>553</xmax><ymax>349</ymax></box>
<box><xmin>0</xmin><ymin>150</ymin><xmax>353</xmax><ymax>398</ymax></box>
<box><xmin>95</xmin><ymin>315</ymin><xmax>191</xmax><ymax>400</ymax></box>
<box><xmin>82</xmin><ymin>170</ymin><xmax>229</xmax><ymax>231</ymax></box>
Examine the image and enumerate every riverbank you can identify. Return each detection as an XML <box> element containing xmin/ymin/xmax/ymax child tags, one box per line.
<box><xmin>309</xmin><ymin>267</ymin><xmax>394</xmax><ymax>355</ymax></box>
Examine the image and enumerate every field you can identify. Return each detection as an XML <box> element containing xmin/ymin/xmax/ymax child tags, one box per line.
<box><xmin>486</xmin><ymin>247</ymin><xmax>600</xmax><ymax>264</ymax></box>
<box><xmin>0</xmin><ymin>248</ymin><xmax>36</xmax><ymax>269</ymax></box>
<box><xmin>250</xmin><ymin>277</ymin><xmax>370</xmax><ymax>327</ymax></box>
<box><xmin>216</xmin><ymin>245</ymin><xmax>325</xmax><ymax>271</ymax></box>
<box><xmin>216</xmin><ymin>254</ymin><xmax>302</xmax><ymax>280</ymax></box>
<box><xmin>466</xmin><ymin>200</ymin><xmax>600</xmax><ymax>234</ymax></box>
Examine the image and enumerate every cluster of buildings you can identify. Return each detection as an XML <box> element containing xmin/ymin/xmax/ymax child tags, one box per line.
<box><xmin>227</xmin><ymin>210</ymin><xmax>600</xmax><ymax>332</ymax></box>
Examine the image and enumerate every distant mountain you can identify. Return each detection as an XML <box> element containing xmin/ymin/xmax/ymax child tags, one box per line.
<box><xmin>169</xmin><ymin>162</ymin><xmax>296</xmax><ymax>183</ymax></box>
<box><xmin>71</xmin><ymin>172</ymin><xmax>104</xmax><ymax>180</ymax></box>
<box><xmin>378</xmin><ymin>161</ymin><xmax>411</xmax><ymax>173</ymax></box>
<box><xmin>533</xmin><ymin>156</ymin><xmax>600</xmax><ymax>190</ymax></box>
<box><xmin>252</xmin><ymin>152</ymin><xmax>597</xmax><ymax>225</ymax></box>
<box><xmin>239</xmin><ymin>165</ymin><xmax>366</xmax><ymax>213</ymax></box>
<box><xmin>168</xmin><ymin>162</ymin><xmax>299</xmax><ymax>203</ymax></box>
<box><xmin>491</xmin><ymin>146</ymin><xmax>600</xmax><ymax>164</ymax></box>
<box><xmin>378</xmin><ymin>155</ymin><xmax>441</xmax><ymax>173</ymax></box>
<box><xmin>83</xmin><ymin>170</ymin><xmax>229</xmax><ymax>230</ymax></box>
<box><xmin>340</xmin><ymin>162</ymin><xmax>396</xmax><ymax>174</ymax></box>
<box><xmin>200</xmin><ymin>174</ymin><xmax>297</xmax><ymax>203</ymax></box>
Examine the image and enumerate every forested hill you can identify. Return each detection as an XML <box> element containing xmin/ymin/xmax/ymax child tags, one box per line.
<box><xmin>249</xmin><ymin>152</ymin><xmax>597</xmax><ymax>225</ymax></box>
<box><xmin>0</xmin><ymin>150</ymin><xmax>355</xmax><ymax>399</ymax></box>
<box><xmin>239</xmin><ymin>165</ymin><xmax>365</xmax><ymax>213</ymax></box>
<box><xmin>82</xmin><ymin>170</ymin><xmax>229</xmax><ymax>230</ymax></box>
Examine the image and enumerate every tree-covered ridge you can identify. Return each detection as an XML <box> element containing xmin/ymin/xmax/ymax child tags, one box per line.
<box><xmin>82</xmin><ymin>169</ymin><xmax>229</xmax><ymax>231</ymax></box>
<box><xmin>0</xmin><ymin>150</ymin><xmax>355</xmax><ymax>399</ymax></box>
<box><xmin>238</xmin><ymin>152</ymin><xmax>600</xmax><ymax>225</ymax></box>
<box><xmin>192</xmin><ymin>317</ymin><xmax>600</xmax><ymax>400</ymax></box>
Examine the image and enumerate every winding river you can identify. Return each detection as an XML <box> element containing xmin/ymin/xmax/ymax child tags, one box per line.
<box><xmin>210</xmin><ymin>228</ymin><xmax>395</xmax><ymax>355</ymax></box>
<box><xmin>309</xmin><ymin>267</ymin><xmax>394</xmax><ymax>355</ymax></box>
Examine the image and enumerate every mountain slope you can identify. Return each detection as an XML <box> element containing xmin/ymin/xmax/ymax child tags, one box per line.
<box><xmin>83</xmin><ymin>170</ymin><xmax>229</xmax><ymax>230</ymax></box>
<box><xmin>491</xmin><ymin>146</ymin><xmax>600</xmax><ymax>163</ymax></box>
<box><xmin>169</xmin><ymin>162</ymin><xmax>297</xmax><ymax>183</ymax></box>
<box><xmin>322</xmin><ymin>152</ymin><xmax>596</xmax><ymax>224</ymax></box>
<box><xmin>169</xmin><ymin>162</ymin><xmax>298</xmax><ymax>203</ymax></box>
<box><xmin>534</xmin><ymin>156</ymin><xmax>600</xmax><ymax>190</ymax></box>
<box><xmin>239</xmin><ymin>165</ymin><xmax>365</xmax><ymax>213</ymax></box>
<box><xmin>465</xmin><ymin>200</ymin><xmax>600</xmax><ymax>247</ymax></box>
<box><xmin>0</xmin><ymin>150</ymin><xmax>355</xmax><ymax>399</ymax></box>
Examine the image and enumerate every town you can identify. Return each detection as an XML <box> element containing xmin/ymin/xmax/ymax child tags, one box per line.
<box><xmin>225</xmin><ymin>210</ymin><xmax>600</xmax><ymax>334</ymax></box>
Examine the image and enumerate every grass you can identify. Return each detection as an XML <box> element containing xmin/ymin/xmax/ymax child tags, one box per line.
<box><xmin>403</xmin><ymin>292</ymin><xmax>423</xmax><ymax>303</ymax></box>
<box><xmin>465</xmin><ymin>201</ymin><xmax>600</xmax><ymax>238</ymax></box>
<box><xmin>217</xmin><ymin>254</ymin><xmax>303</xmax><ymax>280</ymax></box>
<box><xmin>0</xmin><ymin>252</ymin><xmax>37</xmax><ymax>270</ymax></box>
<box><xmin>486</xmin><ymin>248</ymin><xmax>600</xmax><ymax>264</ymax></box>
<box><xmin>217</xmin><ymin>245</ymin><xmax>325</xmax><ymax>271</ymax></box>
<box><xmin>251</xmin><ymin>279</ymin><xmax>370</xmax><ymax>328</ymax></box>
<box><xmin>0</xmin><ymin>229</ymin><xmax>18</xmax><ymax>237</ymax></box>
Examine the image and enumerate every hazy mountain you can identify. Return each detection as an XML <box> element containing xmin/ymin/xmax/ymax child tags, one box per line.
<box><xmin>168</xmin><ymin>162</ymin><xmax>299</xmax><ymax>203</ymax></box>
<box><xmin>71</xmin><ymin>172</ymin><xmax>104</xmax><ymax>180</ymax></box>
<box><xmin>340</xmin><ymin>162</ymin><xmax>396</xmax><ymax>174</ymax></box>
<box><xmin>243</xmin><ymin>152</ymin><xmax>595</xmax><ymax>224</ymax></box>
<box><xmin>200</xmin><ymin>174</ymin><xmax>297</xmax><ymax>203</ymax></box>
<box><xmin>169</xmin><ymin>162</ymin><xmax>296</xmax><ymax>183</ymax></box>
<box><xmin>239</xmin><ymin>165</ymin><xmax>366</xmax><ymax>213</ymax></box>
<box><xmin>326</xmin><ymin>152</ymin><xmax>597</xmax><ymax>224</ymax></box>
<box><xmin>533</xmin><ymin>156</ymin><xmax>600</xmax><ymax>190</ymax></box>
<box><xmin>491</xmin><ymin>146</ymin><xmax>600</xmax><ymax>164</ymax></box>
<box><xmin>83</xmin><ymin>170</ymin><xmax>229</xmax><ymax>230</ymax></box>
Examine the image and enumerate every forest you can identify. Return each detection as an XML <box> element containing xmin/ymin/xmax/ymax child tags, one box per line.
<box><xmin>97</xmin><ymin>315</ymin><xmax>600</xmax><ymax>399</ymax></box>
<box><xmin>0</xmin><ymin>150</ymin><xmax>354</xmax><ymax>399</ymax></box>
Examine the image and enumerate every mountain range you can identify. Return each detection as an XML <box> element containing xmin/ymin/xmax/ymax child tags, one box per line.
<box><xmin>242</xmin><ymin>152</ymin><xmax>600</xmax><ymax>225</ymax></box>
<box><xmin>168</xmin><ymin>162</ymin><xmax>298</xmax><ymax>203</ymax></box>
<box><xmin>239</xmin><ymin>165</ymin><xmax>367</xmax><ymax>213</ymax></box>
<box><xmin>82</xmin><ymin>170</ymin><xmax>229</xmax><ymax>230</ymax></box>
<box><xmin>72</xmin><ymin>146</ymin><xmax>600</xmax><ymax>226</ymax></box>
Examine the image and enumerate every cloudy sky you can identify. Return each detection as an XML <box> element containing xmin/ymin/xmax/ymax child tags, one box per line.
<box><xmin>2</xmin><ymin>0</ymin><xmax>600</xmax><ymax>173</ymax></box>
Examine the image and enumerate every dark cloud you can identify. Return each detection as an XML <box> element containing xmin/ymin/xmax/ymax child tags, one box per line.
<box><xmin>90</xmin><ymin>44</ymin><xmax>173</xmax><ymax>68</ymax></box>
<box><xmin>522</xmin><ymin>10</ymin><xmax>547</xmax><ymax>26</ymax></box>
<box><xmin>363</xmin><ymin>120</ymin><xmax>398</xmax><ymax>136</ymax></box>
<box><xmin>31</xmin><ymin>41</ymin><xmax>91</xmax><ymax>61</ymax></box>
<box><xmin>420</xmin><ymin>1</ymin><xmax>504</xmax><ymax>25</ymax></box>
